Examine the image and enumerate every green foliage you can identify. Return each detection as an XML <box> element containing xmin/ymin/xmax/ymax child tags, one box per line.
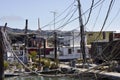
<box><xmin>4</xmin><ymin>60</ymin><xmax>9</xmax><ymax>70</ymax></box>
<box><xmin>50</xmin><ymin>62</ymin><xmax>58</xmax><ymax>69</ymax></box>
<box><xmin>29</xmin><ymin>51</ymin><xmax>37</xmax><ymax>61</ymax></box>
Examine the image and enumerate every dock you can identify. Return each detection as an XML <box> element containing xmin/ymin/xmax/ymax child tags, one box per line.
<box><xmin>59</xmin><ymin>63</ymin><xmax>120</xmax><ymax>79</ymax></box>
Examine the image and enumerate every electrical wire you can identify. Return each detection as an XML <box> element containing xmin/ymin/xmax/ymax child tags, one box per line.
<box><xmin>55</xmin><ymin>7</ymin><xmax>78</xmax><ymax>30</ymax></box>
<box><xmin>41</xmin><ymin>0</ymin><xmax>76</xmax><ymax>29</ymax></box>
<box><xmin>92</xmin><ymin>0</ymin><xmax>103</xmax><ymax>30</ymax></box>
<box><xmin>84</xmin><ymin>0</ymin><xmax>94</xmax><ymax>26</ymax></box>
<box><xmin>41</xmin><ymin>0</ymin><xmax>105</xmax><ymax>30</ymax></box>
<box><xmin>105</xmin><ymin>8</ymin><xmax>120</xmax><ymax>30</ymax></box>
<box><xmin>56</xmin><ymin>0</ymin><xmax>105</xmax><ymax>31</ymax></box>
<box><xmin>92</xmin><ymin>0</ymin><xmax>115</xmax><ymax>61</ymax></box>
<box><xmin>95</xmin><ymin>0</ymin><xmax>115</xmax><ymax>40</ymax></box>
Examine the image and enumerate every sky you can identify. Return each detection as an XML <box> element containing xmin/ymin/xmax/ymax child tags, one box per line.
<box><xmin>0</xmin><ymin>0</ymin><xmax>120</xmax><ymax>32</ymax></box>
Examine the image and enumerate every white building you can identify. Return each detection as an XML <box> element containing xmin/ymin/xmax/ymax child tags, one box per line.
<box><xmin>47</xmin><ymin>31</ymin><xmax>89</xmax><ymax>60</ymax></box>
<box><xmin>48</xmin><ymin>46</ymin><xmax>89</xmax><ymax>60</ymax></box>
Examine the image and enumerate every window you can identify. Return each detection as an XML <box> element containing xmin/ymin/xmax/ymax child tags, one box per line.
<box><xmin>68</xmin><ymin>48</ymin><xmax>72</xmax><ymax>54</ymax></box>
<box><xmin>97</xmin><ymin>46</ymin><xmax>102</xmax><ymax>55</ymax></box>
<box><xmin>77</xmin><ymin>49</ymin><xmax>81</xmax><ymax>53</ymax></box>
<box><xmin>88</xmin><ymin>33</ymin><xmax>93</xmax><ymax>36</ymax></box>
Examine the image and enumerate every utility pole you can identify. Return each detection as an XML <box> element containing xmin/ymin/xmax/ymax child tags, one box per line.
<box><xmin>38</xmin><ymin>39</ymin><xmax>41</xmax><ymax>70</ymax></box>
<box><xmin>77</xmin><ymin>0</ymin><xmax>86</xmax><ymax>66</ymax></box>
<box><xmin>51</xmin><ymin>11</ymin><xmax>58</xmax><ymax>65</ymax></box>
<box><xmin>72</xmin><ymin>31</ymin><xmax>74</xmax><ymax>52</ymax></box>
<box><xmin>37</xmin><ymin>18</ymin><xmax>41</xmax><ymax>69</ymax></box>
<box><xmin>43</xmin><ymin>39</ymin><xmax>46</xmax><ymax>58</ymax></box>
<box><xmin>25</xmin><ymin>19</ymin><xmax>28</xmax><ymax>48</ymax></box>
<box><xmin>54</xmin><ymin>32</ymin><xmax>57</xmax><ymax>65</ymax></box>
<box><xmin>50</xmin><ymin>11</ymin><xmax>56</xmax><ymax>30</ymax></box>
<box><xmin>0</xmin><ymin>27</ymin><xmax>5</xmax><ymax>80</ymax></box>
<box><xmin>24</xmin><ymin>19</ymin><xmax>28</xmax><ymax>63</ymax></box>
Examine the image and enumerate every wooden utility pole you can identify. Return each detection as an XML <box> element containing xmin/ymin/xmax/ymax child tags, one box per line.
<box><xmin>51</xmin><ymin>11</ymin><xmax>58</xmax><ymax>65</ymax></box>
<box><xmin>38</xmin><ymin>39</ymin><xmax>41</xmax><ymax>70</ymax></box>
<box><xmin>0</xmin><ymin>28</ymin><xmax>4</xmax><ymax>80</ymax></box>
<box><xmin>24</xmin><ymin>19</ymin><xmax>28</xmax><ymax>63</ymax></box>
<box><xmin>77</xmin><ymin>0</ymin><xmax>86</xmax><ymax>65</ymax></box>
<box><xmin>25</xmin><ymin>19</ymin><xmax>28</xmax><ymax>48</ymax></box>
<box><xmin>72</xmin><ymin>31</ymin><xmax>74</xmax><ymax>52</ymax></box>
<box><xmin>54</xmin><ymin>32</ymin><xmax>57</xmax><ymax>63</ymax></box>
<box><xmin>43</xmin><ymin>39</ymin><xmax>46</xmax><ymax>58</ymax></box>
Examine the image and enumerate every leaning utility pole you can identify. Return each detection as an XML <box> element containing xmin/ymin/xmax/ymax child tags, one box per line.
<box><xmin>77</xmin><ymin>0</ymin><xmax>86</xmax><ymax>66</ymax></box>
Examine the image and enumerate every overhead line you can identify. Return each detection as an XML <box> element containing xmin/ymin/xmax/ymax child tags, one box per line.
<box><xmin>92</xmin><ymin>0</ymin><xmax>103</xmax><ymax>30</ymax></box>
<box><xmin>84</xmin><ymin>0</ymin><xmax>94</xmax><ymax>26</ymax></box>
<box><xmin>95</xmin><ymin>0</ymin><xmax>115</xmax><ymax>40</ymax></box>
<box><xmin>41</xmin><ymin>0</ymin><xmax>104</xmax><ymax>30</ymax></box>
<box><xmin>56</xmin><ymin>8</ymin><xmax>78</xmax><ymax>30</ymax></box>
<box><xmin>41</xmin><ymin>1</ymin><xmax>76</xmax><ymax>29</ymax></box>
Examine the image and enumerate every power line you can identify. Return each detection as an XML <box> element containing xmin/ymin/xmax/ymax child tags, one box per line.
<box><xmin>105</xmin><ymin>8</ymin><xmax>120</xmax><ymax>30</ymax></box>
<box><xmin>92</xmin><ymin>1</ymin><xmax>103</xmax><ymax>30</ymax></box>
<box><xmin>41</xmin><ymin>0</ymin><xmax>104</xmax><ymax>30</ymax></box>
<box><xmin>56</xmin><ymin>7</ymin><xmax>78</xmax><ymax>30</ymax></box>
<box><xmin>95</xmin><ymin>0</ymin><xmax>115</xmax><ymax>40</ymax></box>
<box><xmin>41</xmin><ymin>1</ymin><xmax>76</xmax><ymax>29</ymax></box>
<box><xmin>84</xmin><ymin>0</ymin><xmax>94</xmax><ymax>26</ymax></box>
<box><xmin>55</xmin><ymin>8</ymin><xmax>78</xmax><ymax>30</ymax></box>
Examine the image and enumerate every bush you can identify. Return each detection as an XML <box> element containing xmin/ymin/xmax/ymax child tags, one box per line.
<box><xmin>4</xmin><ymin>60</ymin><xmax>9</xmax><ymax>70</ymax></box>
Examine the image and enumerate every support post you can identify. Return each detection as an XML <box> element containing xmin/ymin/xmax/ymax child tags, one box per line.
<box><xmin>43</xmin><ymin>39</ymin><xmax>46</xmax><ymax>58</ymax></box>
<box><xmin>54</xmin><ymin>32</ymin><xmax>58</xmax><ymax>65</ymax></box>
<box><xmin>24</xmin><ymin>19</ymin><xmax>28</xmax><ymax>63</ymax></box>
<box><xmin>0</xmin><ymin>28</ymin><xmax>4</xmax><ymax>80</ymax></box>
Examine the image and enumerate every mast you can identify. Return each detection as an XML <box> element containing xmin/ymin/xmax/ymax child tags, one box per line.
<box><xmin>77</xmin><ymin>0</ymin><xmax>86</xmax><ymax>66</ymax></box>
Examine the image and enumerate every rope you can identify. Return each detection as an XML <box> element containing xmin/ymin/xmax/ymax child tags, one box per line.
<box><xmin>1</xmin><ymin>28</ymin><xmax>40</xmax><ymax>75</ymax></box>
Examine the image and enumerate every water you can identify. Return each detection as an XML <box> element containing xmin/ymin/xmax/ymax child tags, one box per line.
<box><xmin>4</xmin><ymin>75</ymin><xmax>116</xmax><ymax>80</ymax></box>
<box><xmin>4</xmin><ymin>76</ymin><xmax>80</xmax><ymax>80</ymax></box>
